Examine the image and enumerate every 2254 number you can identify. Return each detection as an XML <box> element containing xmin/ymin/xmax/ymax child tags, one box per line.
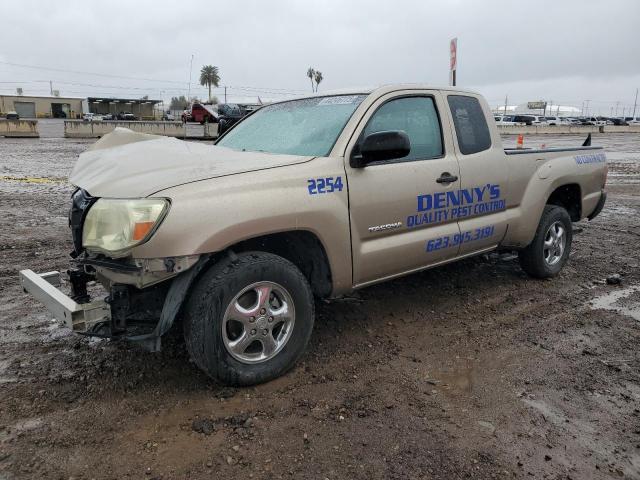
<box><xmin>307</xmin><ymin>176</ymin><xmax>344</xmax><ymax>195</ymax></box>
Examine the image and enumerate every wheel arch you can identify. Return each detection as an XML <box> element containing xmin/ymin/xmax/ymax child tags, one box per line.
<box><xmin>227</xmin><ymin>230</ymin><xmax>333</xmax><ymax>298</ymax></box>
<box><xmin>546</xmin><ymin>183</ymin><xmax>581</xmax><ymax>221</ymax></box>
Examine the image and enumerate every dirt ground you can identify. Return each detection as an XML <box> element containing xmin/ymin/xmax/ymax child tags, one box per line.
<box><xmin>1</xmin><ymin>132</ymin><xmax>639</xmax><ymax>479</ymax></box>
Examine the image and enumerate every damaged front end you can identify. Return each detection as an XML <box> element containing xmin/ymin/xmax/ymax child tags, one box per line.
<box><xmin>19</xmin><ymin>188</ymin><xmax>210</xmax><ymax>352</ymax></box>
<box><xmin>20</xmin><ymin>255</ymin><xmax>210</xmax><ymax>352</ymax></box>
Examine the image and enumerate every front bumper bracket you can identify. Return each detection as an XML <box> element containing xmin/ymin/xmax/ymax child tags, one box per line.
<box><xmin>19</xmin><ymin>269</ymin><xmax>111</xmax><ymax>332</ymax></box>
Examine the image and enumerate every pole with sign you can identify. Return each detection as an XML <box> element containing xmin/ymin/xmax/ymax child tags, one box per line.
<box><xmin>450</xmin><ymin>37</ymin><xmax>457</xmax><ymax>86</ymax></box>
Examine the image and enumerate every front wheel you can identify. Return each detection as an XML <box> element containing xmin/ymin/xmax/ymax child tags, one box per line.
<box><xmin>518</xmin><ymin>205</ymin><xmax>573</xmax><ymax>278</ymax></box>
<box><xmin>182</xmin><ymin>252</ymin><xmax>314</xmax><ymax>386</ymax></box>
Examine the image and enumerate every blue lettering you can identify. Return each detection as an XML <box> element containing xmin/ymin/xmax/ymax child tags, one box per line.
<box><xmin>460</xmin><ymin>189</ymin><xmax>474</xmax><ymax>205</ymax></box>
<box><xmin>417</xmin><ymin>194</ymin><xmax>432</xmax><ymax>212</ymax></box>
<box><xmin>446</xmin><ymin>190</ymin><xmax>460</xmax><ymax>206</ymax></box>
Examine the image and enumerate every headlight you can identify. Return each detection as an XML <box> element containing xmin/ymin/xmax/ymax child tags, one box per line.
<box><xmin>82</xmin><ymin>198</ymin><xmax>169</xmax><ymax>255</ymax></box>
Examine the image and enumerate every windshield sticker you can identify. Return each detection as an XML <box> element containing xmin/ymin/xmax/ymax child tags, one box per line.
<box><xmin>317</xmin><ymin>96</ymin><xmax>361</xmax><ymax>106</ymax></box>
<box><xmin>574</xmin><ymin>153</ymin><xmax>606</xmax><ymax>165</ymax></box>
<box><xmin>407</xmin><ymin>184</ymin><xmax>505</xmax><ymax>228</ymax></box>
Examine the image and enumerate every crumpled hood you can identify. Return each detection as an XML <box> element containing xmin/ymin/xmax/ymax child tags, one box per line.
<box><xmin>70</xmin><ymin>128</ymin><xmax>313</xmax><ymax>197</ymax></box>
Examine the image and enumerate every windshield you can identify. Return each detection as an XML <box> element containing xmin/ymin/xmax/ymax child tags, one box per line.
<box><xmin>217</xmin><ymin>94</ymin><xmax>368</xmax><ymax>156</ymax></box>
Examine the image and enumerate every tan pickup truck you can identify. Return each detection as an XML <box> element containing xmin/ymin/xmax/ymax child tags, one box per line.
<box><xmin>20</xmin><ymin>85</ymin><xmax>607</xmax><ymax>385</ymax></box>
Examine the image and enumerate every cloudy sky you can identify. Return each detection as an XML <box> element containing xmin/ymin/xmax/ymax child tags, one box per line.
<box><xmin>1</xmin><ymin>0</ymin><xmax>638</xmax><ymax>115</ymax></box>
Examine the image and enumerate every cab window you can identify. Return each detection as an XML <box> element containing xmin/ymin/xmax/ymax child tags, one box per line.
<box><xmin>447</xmin><ymin>95</ymin><xmax>491</xmax><ymax>155</ymax></box>
<box><xmin>362</xmin><ymin>96</ymin><xmax>443</xmax><ymax>162</ymax></box>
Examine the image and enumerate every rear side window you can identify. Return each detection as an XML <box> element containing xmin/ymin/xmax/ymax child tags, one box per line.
<box><xmin>448</xmin><ymin>95</ymin><xmax>491</xmax><ymax>155</ymax></box>
<box><xmin>363</xmin><ymin>96</ymin><xmax>443</xmax><ymax>162</ymax></box>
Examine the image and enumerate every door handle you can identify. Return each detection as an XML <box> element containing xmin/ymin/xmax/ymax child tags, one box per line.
<box><xmin>436</xmin><ymin>172</ymin><xmax>458</xmax><ymax>184</ymax></box>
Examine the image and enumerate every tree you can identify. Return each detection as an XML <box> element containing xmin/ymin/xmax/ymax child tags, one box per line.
<box><xmin>314</xmin><ymin>71</ymin><xmax>323</xmax><ymax>92</ymax></box>
<box><xmin>199</xmin><ymin>65</ymin><xmax>220</xmax><ymax>102</ymax></box>
<box><xmin>306</xmin><ymin>67</ymin><xmax>316</xmax><ymax>92</ymax></box>
<box><xmin>170</xmin><ymin>96</ymin><xmax>189</xmax><ymax>110</ymax></box>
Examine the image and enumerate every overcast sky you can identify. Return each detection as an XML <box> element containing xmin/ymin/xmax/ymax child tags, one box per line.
<box><xmin>1</xmin><ymin>0</ymin><xmax>639</xmax><ymax>114</ymax></box>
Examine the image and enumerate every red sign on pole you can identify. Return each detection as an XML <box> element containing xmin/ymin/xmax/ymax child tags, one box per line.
<box><xmin>450</xmin><ymin>38</ymin><xmax>457</xmax><ymax>71</ymax></box>
<box><xmin>450</xmin><ymin>37</ymin><xmax>457</xmax><ymax>86</ymax></box>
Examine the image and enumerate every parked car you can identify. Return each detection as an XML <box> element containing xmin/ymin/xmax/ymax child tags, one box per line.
<box><xmin>544</xmin><ymin>116</ymin><xmax>571</xmax><ymax>126</ymax></box>
<box><xmin>5</xmin><ymin>111</ymin><xmax>19</xmax><ymax>120</ymax></box>
<box><xmin>623</xmin><ymin>117</ymin><xmax>640</xmax><ymax>125</ymax></box>
<box><xmin>82</xmin><ymin>113</ymin><xmax>103</xmax><ymax>122</ymax></box>
<box><xmin>566</xmin><ymin>117</ymin><xmax>583</xmax><ymax>125</ymax></box>
<box><xmin>580</xmin><ymin>116</ymin><xmax>607</xmax><ymax>126</ymax></box>
<box><xmin>102</xmin><ymin>113</ymin><xmax>115</xmax><ymax>121</ymax></box>
<box><xmin>607</xmin><ymin>117</ymin><xmax>628</xmax><ymax>126</ymax></box>
<box><xmin>162</xmin><ymin>112</ymin><xmax>175</xmax><ymax>121</ymax></box>
<box><xmin>20</xmin><ymin>85</ymin><xmax>608</xmax><ymax>386</ymax></box>
<box><xmin>494</xmin><ymin>115</ymin><xmax>524</xmax><ymax>126</ymax></box>
<box><xmin>512</xmin><ymin>115</ymin><xmax>536</xmax><ymax>125</ymax></box>
<box><xmin>117</xmin><ymin>112</ymin><xmax>136</xmax><ymax>121</ymax></box>
<box><xmin>217</xmin><ymin>103</ymin><xmax>246</xmax><ymax>135</ymax></box>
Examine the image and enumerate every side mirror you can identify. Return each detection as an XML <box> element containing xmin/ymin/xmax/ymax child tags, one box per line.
<box><xmin>350</xmin><ymin>130</ymin><xmax>411</xmax><ymax>168</ymax></box>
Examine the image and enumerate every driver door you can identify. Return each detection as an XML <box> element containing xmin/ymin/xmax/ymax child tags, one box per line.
<box><xmin>345</xmin><ymin>91</ymin><xmax>462</xmax><ymax>287</ymax></box>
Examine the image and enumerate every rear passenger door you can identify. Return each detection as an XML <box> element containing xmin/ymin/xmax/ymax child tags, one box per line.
<box><xmin>443</xmin><ymin>94</ymin><xmax>509</xmax><ymax>255</ymax></box>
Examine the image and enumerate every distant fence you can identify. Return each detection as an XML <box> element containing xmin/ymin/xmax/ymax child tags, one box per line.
<box><xmin>64</xmin><ymin>121</ymin><xmax>219</xmax><ymax>139</ymax></box>
<box><xmin>498</xmin><ymin>125</ymin><xmax>640</xmax><ymax>135</ymax></box>
<box><xmin>65</xmin><ymin>120</ymin><xmax>187</xmax><ymax>138</ymax></box>
<box><xmin>0</xmin><ymin>119</ymin><xmax>39</xmax><ymax>138</ymax></box>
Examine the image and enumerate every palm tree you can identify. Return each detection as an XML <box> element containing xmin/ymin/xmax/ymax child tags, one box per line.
<box><xmin>306</xmin><ymin>67</ymin><xmax>316</xmax><ymax>92</ymax></box>
<box><xmin>199</xmin><ymin>65</ymin><xmax>220</xmax><ymax>102</ymax></box>
<box><xmin>314</xmin><ymin>71</ymin><xmax>323</xmax><ymax>92</ymax></box>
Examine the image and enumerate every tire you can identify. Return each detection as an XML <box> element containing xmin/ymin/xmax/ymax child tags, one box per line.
<box><xmin>519</xmin><ymin>205</ymin><xmax>573</xmax><ymax>279</ymax></box>
<box><xmin>182</xmin><ymin>252</ymin><xmax>315</xmax><ymax>386</ymax></box>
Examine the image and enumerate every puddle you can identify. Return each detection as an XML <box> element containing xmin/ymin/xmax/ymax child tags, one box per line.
<box><xmin>590</xmin><ymin>285</ymin><xmax>640</xmax><ymax>321</ymax></box>
<box><xmin>424</xmin><ymin>362</ymin><xmax>476</xmax><ymax>395</ymax></box>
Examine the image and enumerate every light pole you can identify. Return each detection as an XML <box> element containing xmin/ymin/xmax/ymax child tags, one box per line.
<box><xmin>187</xmin><ymin>54</ymin><xmax>194</xmax><ymax>103</ymax></box>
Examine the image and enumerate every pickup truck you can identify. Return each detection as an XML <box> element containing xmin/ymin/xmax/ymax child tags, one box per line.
<box><xmin>182</xmin><ymin>103</ymin><xmax>217</xmax><ymax>124</ymax></box>
<box><xmin>19</xmin><ymin>85</ymin><xmax>607</xmax><ymax>386</ymax></box>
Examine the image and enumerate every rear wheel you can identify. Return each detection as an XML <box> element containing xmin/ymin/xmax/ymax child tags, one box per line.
<box><xmin>182</xmin><ymin>252</ymin><xmax>314</xmax><ymax>386</ymax></box>
<box><xmin>519</xmin><ymin>205</ymin><xmax>572</xmax><ymax>278</ymax></box>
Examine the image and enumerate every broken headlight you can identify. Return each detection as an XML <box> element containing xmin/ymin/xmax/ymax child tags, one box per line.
<box><xmin>82</xmin><ymin>198</ymin><xmax>169</xmax><ymax>256</ymax></box>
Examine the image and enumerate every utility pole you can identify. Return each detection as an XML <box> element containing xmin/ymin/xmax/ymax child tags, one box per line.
<box><xmin>585</xmin><ymin>100</ymin><xmax>590</xmax><ymax>116</ymax></box>
<box><xmin>504</xmin><ymin>95</ymin><xmax>508</xmax><ymax>114</ymax></box>
<box><xmin>49</xmin><ymin>80</ymin><xmax>53</xmax><ymax>96</ymax></box>
<box><xmin>633</xmin><ymin>88</ymin><xmax>638</xmax><ymax>118</ymax></box>
<box><xmin>615</xmin><ymin>101</ymin><xmax>620</xmax><ymax>116</ymax></box>
<box><xmin>187</xmin><ymin>54</ymin><xmax>194</xmax><ymax>102</ymax></box>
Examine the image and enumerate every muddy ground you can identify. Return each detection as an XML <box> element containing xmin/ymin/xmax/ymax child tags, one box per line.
<box><xmin>0</xmin><ymin>131</ymin><xmax>639</xmax><ymax>479</ymax></box>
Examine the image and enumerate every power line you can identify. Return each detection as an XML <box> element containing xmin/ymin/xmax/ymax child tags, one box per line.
<box><xmin>0</xmin><ymin>60</ymin><xmax>309</xmax><ymax>95</ymax></box>
<box><xmin>0</xmin><ymin>60</ymin><xmax>186</xmax><ymax>85</ymax></box>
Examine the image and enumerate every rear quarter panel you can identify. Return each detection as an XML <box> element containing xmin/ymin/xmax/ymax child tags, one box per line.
<box><xmin>501</xmin><ymin>149</ymin><xmax>606</xmax><ymax>247</ymax></box>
